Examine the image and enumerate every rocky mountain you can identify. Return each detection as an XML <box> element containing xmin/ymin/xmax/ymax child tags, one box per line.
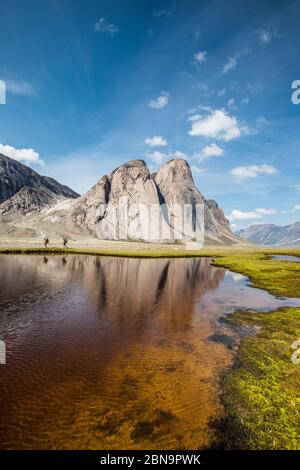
<box><xmin>0</xmin><ymin>155</ymin><xmax>242</xmax><ymax>246</ymax></box>
<box><xmin>0</xmin><ymin>153</ymin><xmax>79</xmax><ymax>214</ymax></box>
<box><xmin>238</xmin><ymin>222</ymin><xmax>300</xmax><ymax>247</ymax></box>
<box><xmin>66</xmin><ymin>159</ymin><xmax>240</xmax><ymax>245</ymax></box>
<box><xmin>0</xmin><ymin>186</ymin><xmax>59</xmax><ymax>216</ymax></box>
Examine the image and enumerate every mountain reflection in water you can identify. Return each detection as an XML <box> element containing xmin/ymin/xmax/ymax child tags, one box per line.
<box><xmin>0</xmin><ymin>255</ymin><xmax>299</xmax><ymax>450</ymax></box>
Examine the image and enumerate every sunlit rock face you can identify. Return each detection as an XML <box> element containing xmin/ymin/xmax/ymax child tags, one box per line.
<box><xmin>68</xmin><ymin>174</ymin><xmax>111</xmax><ymax>233</ymax></box>
<box><xmin>154</xmin><ymin>159</ymin><xmax>227</xmax><ymax>243</ymax></box>
<box><xmin>94</xmin><ymin>160</ymin><xmax>170</xmax><ymax>242</ymax></box>
<box><xmin>68</xmin><ymin>158</ymin><xmax>238</xmax><ymax>245</ymax></box>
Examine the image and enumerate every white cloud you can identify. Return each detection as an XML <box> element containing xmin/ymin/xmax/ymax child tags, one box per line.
<box><xmin>144</xmin><ymin>150</ymin><xmax>167</xmax><ymax>164</ymax></box>
<box><xmin>188</xmin><ymin>108</ymin><xmax>243</xmax><ymax>141</ymax></box>
<box><xmin>243</xmin><ymin>116</ymin><xmax>268</xmax><ymax>136</ymax></box>
<box><xmin>144</xmin><ymin>145</ymin><xmax>221</xmax><ymax>168</ymax></box>
<box><xmin>95</xmin><ymin>17</ymin><xmax>118</xmax><ymax>36</ymax></box>
<box><xmin>144</xmin><ymin>150</ymin><xmax>205</xmax><ymax>174</ymax></box>
<box><xmin>148</xmin><ymin>92</ymin><xmax>169</xmax><ymax>109</ymax></box>
<box><xmin>153</xmin><ymin>9</ymin><xmax>172</xmax><ymax>17</ymax></box>
<box><xmin>242</xmin><ymin>97</ymin><xmax>250</xmax><ymax>105</ymax></box>
<box><xmin>172</xmin><ymin>150</ymin><xmax>189</xmax><ymax>159</ymax></box>
<box><xmin>145</xmin><ymin>135</ymin><xmax>167</xmax><ymax>147</ymax></box>
<box><xmin>193</xmin><ymin>50</ymin><xmax>207</xmax><ymax>64</ymax></box>
<box><xmin>222</xmin><ymin>49</ymin><xmax>249</xmax><ymax>74</ymax></box>
<box><xmin>292</xmin><ymin>185</ymin><xmax>300</xmax><ymax>195</ymax></box>
<box><xmin>222</xmin><ymin>56</ymin><xmax>237</xmax><ymax>74</ymax></box>
<box><xmin>292</xmin><ymin>204</ymin><xmax>300</xmax><ymax>212</ymax></box>
<box><xmin>228</xmin><ymin>98</ymin><xmax>235</xmax><ymax>107</ymax></box>
<box><xmin>255</xmin><ymin>208</ymin><xmax>278</xmax><ymax>216</ymax></box>
<box><xmin>258</xmin><ymin>29</ymin><xmax>277</xmax><ymax>46</ymax></box>
<box><xmin>218</xmin><ymin>88</ymin><xmax>226</xmax><ymax>97</ymax></box>
<box><xmin>188</xmin><ymin>113</ymin><xmax>203</xmax><ymax>122</ymax></box>
<box><xmin>200</xmin><ymin>143</ymin><xmax>224</xmax><ymax>159</ymax></box>
<box><xmin>230</xmin><ymin>164</ymin><xmax>278</xmax><ymax>180</ymax></box>
<box><xmin>0</xmin><ymin>143</ymin><xmax>44</xmax><ymax>165</ymax></box>
<box><xmin>256</xmin><ymin>116</ymin><xmax>268</xmax><ymax>128</ymax></box>
<box><xmin>190</xmin><ymin>165</ymin><xmax>204</xmax><ymax>173</ymax></box>
<box><xmin>5</xmin><ymin>80</ymin><xmax>36</xmax><ymax>96</ymax></box>
<box><xmin>247</xmin><ymin>83</ymin><xmax>263</xmax><ymax>93</ymax></box>
<box><xmin>144</xmin><ymin>149</ymin><xmax>196</xmax><ymax>166</ymax></box>
<box><xmin>193</xmin><ymin>82</ymin><xmax>209</xmax><ymax>92</ymax></box>
<box><xmin>227</xmin><ymin>208</ymin><xmax>277</xmax><ymax>221</ymax></box>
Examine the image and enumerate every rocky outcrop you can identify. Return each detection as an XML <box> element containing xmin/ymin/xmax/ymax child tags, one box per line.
<box><xmin>0</xmin><ymin>153</ymin><xmax>79</xmax><ymax>205</ymax></box>
<box><xmin>206</xmin><ymin>199</ymin><xmax>231</xmax><ymax>237</ymax></box>
<box><xmin>154</xmin><ymin>159</ymin><xmax>235</xmax><ymax>243</ymax></box>
<box><xmin>68</xmin><ymin>160</ymin><xmax>170</xmax><ymax>241</ymax></box>
<box><xmin>0</xmin><ymin>154</ymin><xmax>242</xmax><ymax>246</ymax></box>
<box><xmin>0</xmin><ymin>186</ymin><xmax>58</xmax><ymax>217</ymax></box>
<box><xmin>68</xmin><ymin>174</ymin><xmax>111</xmax><ymax>232</ymax></box>
<box><xmin>67</xmin><ymin>158</ymin><xmax>240</xmax><ymax>245</ymax></box>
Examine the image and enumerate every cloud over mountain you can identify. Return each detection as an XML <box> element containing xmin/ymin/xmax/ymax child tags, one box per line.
<box><xmin>188</xmin><ymin>109</ymin><xmax>242</xmax><ymax>141</ymax></box>
<box><xmin>230</xmin><ymin>164</ymin><xmax>278</xmax><ymax>180</ymax></box>
<box><xmin>0</xmin><ymin>143</ymin><xmax>44</xmax><ymax>166</ymax></box>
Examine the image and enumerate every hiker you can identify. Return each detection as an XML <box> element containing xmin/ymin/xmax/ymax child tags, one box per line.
<box><xmin>44</xmin><ymin>237</ymin><xmax>49</xmax><ymax>248</ymax></box>
<box><xmin>63</xmin><ymin>237</ymin><xmax>68</xmax><ymax>248</ymax></box>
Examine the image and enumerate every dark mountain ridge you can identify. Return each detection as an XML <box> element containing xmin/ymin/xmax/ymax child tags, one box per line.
<box><xmin>0</xmin><ymin>153</ymin><xmax>79</xmax><ymax>205</ymax></box>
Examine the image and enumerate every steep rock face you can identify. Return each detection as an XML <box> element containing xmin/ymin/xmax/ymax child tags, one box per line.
<box><xmin>154</xmin><ymin>159</ymin><xmax>203</xmax><ymax>203</ymax></box>
<box><xmin>68</xmin><ymin>175</ymin><xmax>111</xmax><ymax>232</ymax></box>
<box><xmin>68</xmin><ymin>158</ymin><xmax>238</xmax><ymax>245</ymax></box>
<box><xmin>154</xmin><ymin>159</ymin><xmax>233</xmax><ymax>243</ymax></box>
<box><xmin>94</xmin><ymin>160</ymin><xmax>169</xmax><ymax>241</ymax></box>
<box><xmin>239</xmin><ymin>222</ymin><xmax>300</xmax><ymax>246</ymax></box>
<box><xmin>154</xmin><ymin>159</ymin><xmax>205</xmax><ymax>242</ymax></box>
<box><xmin>0</xmin><ymin>153</ymin><xmax>79</xmax><ymax>205</ymax></box>
<box><xmin>206</xmin><ymin>199</ymin><xmax>231</xmax><ymax>234</ymax></box>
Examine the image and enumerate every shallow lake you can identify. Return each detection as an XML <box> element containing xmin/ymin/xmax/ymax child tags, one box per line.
<box><xmin>0</xmin><ymin>255</ymin><xmax>299</xmax><ymax>450</ymax></box>
<box><xmin>271</xmin><ymin>255</ymin><xmax>300</xmax><ymax>262</ymax></box>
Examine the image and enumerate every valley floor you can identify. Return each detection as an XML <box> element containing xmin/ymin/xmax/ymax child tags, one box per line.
<box><xmin>0</xmin><ymin>244</ymin><xmax>299</xmax><ymax>449</ymax></box>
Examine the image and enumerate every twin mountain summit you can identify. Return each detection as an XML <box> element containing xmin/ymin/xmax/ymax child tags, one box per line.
<box><xmin>0</xmin><ymin>153</ymin><xmax>298</xmax><ymax>246</ymax></box>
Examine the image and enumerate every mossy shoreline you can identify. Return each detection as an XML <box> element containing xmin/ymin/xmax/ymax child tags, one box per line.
<box><xmin>0</xmin><ymin>245</ymin><xmax>299</xmax><ymax>261</ymax></box>
<box><xmin>215</xmin><ymin>307</ymin><xmax>300</xmax><ymax>450</ymax></box>
<box><xmin>1</xmin><ymin>245</ymin><xmax>300</xmax><ymax>449</ymax></box>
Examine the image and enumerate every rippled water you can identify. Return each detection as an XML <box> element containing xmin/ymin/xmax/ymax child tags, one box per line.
<box><xmin>0</xmin><ymin>254</ymin><xmax>299</xmax><ymax>450</ymax></box>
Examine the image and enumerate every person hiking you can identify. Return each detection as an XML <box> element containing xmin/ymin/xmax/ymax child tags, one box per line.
<box><xmin>63</xmin><ymin>237</ymin><xmax>68</xmax><ymax>248</ymax></box>
<box><xmin>44</xmin><ymin>237</ymin><xmax>49</xmax><ymax>248</ymax></box>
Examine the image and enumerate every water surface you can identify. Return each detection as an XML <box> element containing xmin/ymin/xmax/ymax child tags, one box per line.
<box><xmin>272</xmin><ymin>255</ymin><xmax>300</xmax><ymax>262</ymax></box>
<box><xmin>0</xmin><ymin>255</ymin><xmax>299</xmax><ymax>450</ymax></box>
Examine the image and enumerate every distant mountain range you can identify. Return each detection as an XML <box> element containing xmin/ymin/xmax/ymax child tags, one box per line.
<box><xmin>238</xmin><ymin>222</ymin><xmax>300</xmax><ymax>247</ymax></box>
<box><xmin>0</xmin><ymin>153</ymin><xmax>243</xmax><ymax>246</ymax></box>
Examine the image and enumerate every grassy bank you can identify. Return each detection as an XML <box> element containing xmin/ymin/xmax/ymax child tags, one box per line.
<box><xmin>0</xmin><ymin>244</ymin><xmax>299</xmax><ymax>261</ymax></box>
<box><xmin>0</xmin><ymin>246</ymin><xmax>212</xmax><ymax>258</ymax></box>
<box><xmin>210</xmin><ymin>250</ymin><xmax>300</xmax><ymax>449</ymax></box>
<box><xmin>212</xmin><ymin>250</ymin><xmax>300</xmax><ymax>297</ymax></box>
<box><xmin>218</xmin><ymin>308</ymin><xmax>300</xmax><ymax>450</ymax></box>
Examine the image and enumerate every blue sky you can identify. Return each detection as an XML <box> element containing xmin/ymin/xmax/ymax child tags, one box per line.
<box><xmin>0</xmin><ymin>0</ymin><xmax>300</xmax><ymax>229</ymax></box>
